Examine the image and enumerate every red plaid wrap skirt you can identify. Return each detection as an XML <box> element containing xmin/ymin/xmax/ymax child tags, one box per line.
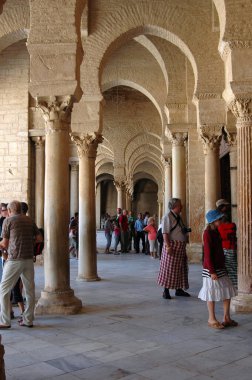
<box><xmin>157</xmin><ymin>240</ymin><xmax>189</xmax><ymax>289</ymax></box>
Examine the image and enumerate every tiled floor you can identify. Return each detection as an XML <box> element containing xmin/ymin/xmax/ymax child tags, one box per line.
<box><xmin>1</xmin><ymin>232</ymin><xmax>252</xmax><ymax>380</ymax></box>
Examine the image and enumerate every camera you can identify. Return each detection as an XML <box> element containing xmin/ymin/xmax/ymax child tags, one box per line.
<box><xmin>181</xmin><ymin>226</ymin><xmax>192</xmax><ymax>234</ymax></box>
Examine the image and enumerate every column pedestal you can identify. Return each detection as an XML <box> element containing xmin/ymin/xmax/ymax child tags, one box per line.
<box><xmin>36</xmin><ymin>99</ymin><xmax>82</xmax><ymax>315</ymax></box>
<box><xmin>71</xmin><ymin>132</ymin><xmax>103</xmax><ymax>282</ymax></box>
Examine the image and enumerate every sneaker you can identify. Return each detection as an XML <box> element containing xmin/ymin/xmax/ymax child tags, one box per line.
<box><xmin>175</xmin><ymin>289</ymin><xmax>190</xmax><ymax>297</ymax></box>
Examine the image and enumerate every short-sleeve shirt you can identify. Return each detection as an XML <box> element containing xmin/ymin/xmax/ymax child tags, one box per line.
<box><xmin>162</xmin><ymin>212</ymin><xmax>187</xmax><ymax>242</ymax></box>
<box><xmin>2</xmin><ymin>214</ymin><xmax>40</xmax><ymax>260</ymax></box>
<box><xmin>144</xmin><ymin>225</ymin><xmax>157</xmax><ymax>240</ymax></box>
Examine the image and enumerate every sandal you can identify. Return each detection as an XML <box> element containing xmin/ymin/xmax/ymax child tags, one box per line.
<box><xmin>18</xmin><ymin>320</ymin><xmax>33</xmax><ymax>328</ymax></box>
<box><xmin>0</xmin><ymin>324</ymin><xmax>11</xmax><ymax>329</ymax></box>
<box><xmin>222</xmin><ymin>320</ymin><xmax>238</xmax><ymax>327</ymax></box>
<box><xmin>208</xmin><ymin>321</ymin><xmax>225</xmax><ymax>329</ymax></box>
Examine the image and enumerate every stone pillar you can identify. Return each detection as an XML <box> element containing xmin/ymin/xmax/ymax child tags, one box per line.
<box><xmin>167</xmin><ymin>130</ymin><xmax>187</xmax><ymax>219</ymax></box>
<box><xmin>224</xmin><ymin>129</ymin><xmax>238</xmax><ymax>224</ymax></box>
<box><xmin>70</xmin><ymin>161</ymin><xmax>79</xmax><ymax>218</ymax></box>
<box><xmin>96</xmin><ymin>181</ymin><xmax>101</xmax><ymax>229</ymax></box>
<box><xmin>228</xmin><ymin>99</ymin><xmax>252</xmax><ymax>312</ymax></box>
<box><xmin>34</xmin><ymin>136</ymin><xmax>45</xmax><ymax>229</ymax></box>
<box><xmin>199</xmin><ymin>125</ymin><xmax>223</xmax><ymax>212</ymax></box>
<box><xmin>36</xmin><ymin>98</ymin><xmax>82</xmax><ymax>314</ymax></box>
<box><xmin>71</xmin><ymin>132</ymin><xmax>103</xmax><ymax>281</ymax></box>
<box><xmin>161</xmin><ymin>155</ymin><xmax>172</xmax><ymax>214</ymax></box>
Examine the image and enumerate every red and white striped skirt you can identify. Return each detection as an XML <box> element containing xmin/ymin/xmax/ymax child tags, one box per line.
<box><xmin>157</xmin><ymin>241</ymin><xmax>188</xmax><ymax>289</ymax></box>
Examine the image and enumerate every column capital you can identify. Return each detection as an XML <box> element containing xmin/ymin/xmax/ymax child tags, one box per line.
<box><xmin>161</xmin><ymin>155</ymin><xmax>172</xmax><ymax>167</ymax></box>
<box><xmin>166</xmin><ymin>130</ymin><xmax>188</xmax><ymax>146</ymax></box>
<box><xmin>69</xmin><ymin>160</ymin><xmax>79</xmax><ymax>170</ymax></box>
<box><xmin>198</xmin><ymin>124</ymin><xmax>224</xmax><ymax>154</ymax></box>
<box><xmin>31</xmin><ymin>136</ymin><xmax>45</xmax><ymax>148</ymax></box>
<box><xmin>228</xmin><ymin>98</ymin><xmax>252</xmax><ymax>125</ymax></box>
<box><xmin>125</xmin><ymin>175</ymin><xmax>134</xmax><ymax>197</ymax></box>
<box><xmin>223</xmin><ymin>127</ymin><xmax>237</xmax><ymax>147</ymax></box>
<box><xmin>70</xmin><ymin>132</ymin><xmax>103</xmax><ymax>159</ymax></box>
<box><xmin>114</xmin><ymin>176</ymin><xmax>126</xmax><ymax>191</ymax></box>
<box><xmin>37</xmin><ymin>96</ymin><xmax>73</xmax><ymax>134</ymax></box>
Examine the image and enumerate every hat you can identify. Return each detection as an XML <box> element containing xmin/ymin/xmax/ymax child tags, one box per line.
<box><xmin>216</xmin><ymin>199</ymin><xmax>230</xmax><ymax>208</ymax></box>
<box><xmin>206</xmin><ymin>209</ymin><xmax>224</xmax><ymax>224</ymax></box>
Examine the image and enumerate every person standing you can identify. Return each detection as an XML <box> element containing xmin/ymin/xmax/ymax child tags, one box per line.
<box><xmin>118</xmin><ymin>209</ymin><xmax>129</xmax><ymax>253</ymax></box>
<box><xmin>157</xmin><ymin>198</ymin><xmax>190</xmax><ymax>299</ymax></box>
<box><xmin>198</xmin><ymin>209</ymin><xmax>237</xmax><ymax>329</ymax></box>
<box><xmin>143</xmin><ymin>217</ymin><xmax>158</xmax><ymax>259</ymax></box>
<box><xmin>134</xmin><ymin>213</ymin><xmax>145</xmax><ymax>253</ymax></box>
<box><xmin>104</xmin><ymin>214</ymin><xmax>113</xmax><ymax>253</ymax></box>
<box><xmin>0</xmin><ymin>200</ymin><xmax>42</xmax><ymax>328</ymax></box>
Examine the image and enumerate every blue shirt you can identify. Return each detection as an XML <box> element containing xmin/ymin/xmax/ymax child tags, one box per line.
<box><xmin>134</xmin><ymin>219</ymin><xmax>144</xmax><ymax>232</ymax></box>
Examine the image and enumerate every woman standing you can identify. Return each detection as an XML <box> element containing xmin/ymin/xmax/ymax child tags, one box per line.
<box><xmin>198</xmin><ymin>209</ymin><xmax>237</xmax><ymax>329</ymax></box>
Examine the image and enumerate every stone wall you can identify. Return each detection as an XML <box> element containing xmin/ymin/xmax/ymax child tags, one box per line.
<box><xmin>0</xmin><ymin>40</ymin><xmax>29</xmax><ymax>203</ymax></box>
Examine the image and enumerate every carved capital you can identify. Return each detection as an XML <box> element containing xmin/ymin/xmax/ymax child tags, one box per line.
<box><xmin>32</xmin><ymin>136</ymin><xmax>45</xmax><ymax>148</ymax></box>
<box><xmin>114</xmin><ymin>176</ymin><xmax>126</xmax><ymax>191</ymax></box>
<box><xmin>70</xmin><ymin>161</ymin><xmax>79</xmax><ymax>171</ymax></box>
<box><xmin>37</xmin><ymin>96</ymin><xmax>73</xmax><ymax>134</ymax></box>
<box><xmin>70</xmin><ymin>132</ymin><xmax>103</xmax><ymax>159</ymax></box>
<box><xmin>161</xmin><ymin>155</ymin><xmax>172</xmax><ymax>168</ymax></box>
<box><xmin>228</xmin><ymin>98</ymin><xmax>252</xmax><ymax>124</ymax></box>
<box><xmin>223</xmin><ymin>127</ymin><xmax>237</xmax><ymax>147</ymax></box>
<box><xmin>166</xmin><ymin>131</ymin><xmax>187</xmax><ymax>146</ymax></box>
<box><xmin>125</xmin><ymin>174</ymin><xmax>134</xmax><ymax>197</ymax></box>
<box><xmin>198</xmin><ymin>124</ymin><xmax>224</xmax><ymax>153</ymax></box>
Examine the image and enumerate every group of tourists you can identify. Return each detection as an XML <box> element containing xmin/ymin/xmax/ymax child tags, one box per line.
<box><xmin>0</xmin><ymin>200</ymin><xmax>43</xmax><ymax>329</ymax></box>
<box><xmin>157</xmin><ymin>197</ymin><xmax>238</xmax><ymax>330</ymax></box>
<box><xmin>103</xmin><ymin>208</ymin><xmax>161</xmax><ymax>257</ymax></box>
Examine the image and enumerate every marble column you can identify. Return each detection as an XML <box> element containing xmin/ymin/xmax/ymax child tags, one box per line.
<box><xmin>70</xmin><ymin>161</ymin><xmax>79</xmax><ymax>218</ymax></box>
<box><xmin>36</xmin><ymin>98</ymin><xmax>82</xmax><ymax>314</ymax></box>
<box><xmin>114</xmin><ymin>179</ymin><xmax>125</xmax><ymax>209</ymax></box>
<box><xmin>161</xmin><ymin>155</ymin><xmax>172</xmax><ymax>214</ymax></box>
<box><xmin>34</xmin><ymin>136</ymin><xmax>45</xmax><ymax>229</ymax></box>
<box><xmin>71</xmin><ymin>132</ymin><xmax>103</xmax><ymax>281</ymax></box>
<box><xmin>228</xmin><ymin>99</ymin><xmax>252</xmax><ymax>312</ymax></box>
<box><xmin>199</xmin><ymin>125</ymin><xmax>223</xmax><ymax>212</ymax></box>
<box><xmin>167</xmin><ymin>131</ymin><xmax>187</xmax><ymax>219</ymax></box>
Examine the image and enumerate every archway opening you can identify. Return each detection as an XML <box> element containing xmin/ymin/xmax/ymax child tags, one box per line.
<box><xmin>132</xmin><ymin>178</ymin><xmax>158</xmax><ymax>217</ymax></box>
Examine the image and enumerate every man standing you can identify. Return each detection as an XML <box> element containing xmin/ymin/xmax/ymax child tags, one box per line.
<box><xmin>157</xmin><ymin>198</ymin><xmax>190</xmax><ymax>299</ymax></box>
<box><xmin>134</xmin><ymin>213</ymin><xmax>145</xmax><ymax>253</ymax></box>
<box><xmin>0</xmin><ymin>200</ymin><xmax>42</xmax><ymax>328</ymax></box>
<box><xmin>118</xmin><ymin>209</ymin><xmax>129</xmax><ymax>253</ymax></box>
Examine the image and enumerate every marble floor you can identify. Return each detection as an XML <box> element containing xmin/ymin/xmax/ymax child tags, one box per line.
<box><xmin>1</xmin><ymin>232</ymin><xmax>252</xmax><ymax>380</ymax></box>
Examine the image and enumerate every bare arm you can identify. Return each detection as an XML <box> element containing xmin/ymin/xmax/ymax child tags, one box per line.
<box><xmin>0</xmin><ymin>238</ymin><xmax>9</xmax><ymax>260</ymax></box>
<box><xmin>163</xmin><ymin>233</ymin><xmax>173</xmax><ymax>254</ymax></box>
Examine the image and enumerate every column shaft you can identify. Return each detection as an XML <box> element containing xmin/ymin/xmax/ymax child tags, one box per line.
<box><xmin>163</xmin><ymin>158</ymin><xmax>172</xmax><ymax>214</ymax></box>
<box><xmin>96</xmin><ymin>182</ymin><xmax>101</xmax><ymax>229</ymax></box>
<box><xmin>70</xmin><ymin>162</ymin><xmax>79</xmax><ymax>217</ymax></box>
<box><xmin>172</xmin><ymin>145</ymin><xmax>186</xmax><ymax>207</ymax></box>
<box><xmin>78</xmin><ymin>154</ymin><xmax>99</xmax><ymax>280</ymax></box>
<box><xmin>204</xmin><ymin>147</ymin><xmax>221</xmax><ymax>211</ymax></box>
<box><xmin>229</xmin><ymin>147</ymin><xmax>237</xmax><ymax>224</ymax></box>
<box><xmin>35</xmin><ymin>138</ymin><xmax>45</xmax><ymax>228</ymax></box>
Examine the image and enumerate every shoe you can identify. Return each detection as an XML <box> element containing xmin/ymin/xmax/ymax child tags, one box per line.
<box><xmin>10</xmin><ymin>311</ymin><xmax>15</xmax><ymax>319</ymax></box>
<box><xmin>162</xmin><ymin>288</ymin><xmax>171</xmax><ymax>299</ymax></box>
<box><xmin>222</xmin><ymin>320</ymin><xmax>238</xmax><ymax>327</ymax></box>
<box><xmin>0</xmin><ymin>324</ymin><xmax>11</xmax><ymax>329</ymax></box>
<box><xmin>175</xmin><ymin>289</ymin><xmax>190</xmax><ymax>297</ymax></box>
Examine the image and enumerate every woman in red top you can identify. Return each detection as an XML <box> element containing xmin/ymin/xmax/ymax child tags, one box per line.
<box><xmin>143</xmin><ymin>217</ymin><xmax>157</xmax><ymax>259</ymax></box>
<box><xmin>218</xmin><ymin>217</ymin><xmax>237</xmax><ymax>288</ymax></box>
<box><xmin>198</xmin><ymin>209</ymin><xmax>237</xmax><ymax>330</ymax></box>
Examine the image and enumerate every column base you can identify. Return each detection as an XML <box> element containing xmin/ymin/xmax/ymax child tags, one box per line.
<box><xmin>35</xmin><ymin>289</ymin><xmax>82</xmax><ymax>315</ymax></box>
<box><xmin>77</xmin><ymin>275</ymin><xmax>101</xmax><ymax>282</ymax></box>
<box><xmin>231</xmin><ymin>294</ymin><xmax>252</xmax><ymax>313</ymax></box>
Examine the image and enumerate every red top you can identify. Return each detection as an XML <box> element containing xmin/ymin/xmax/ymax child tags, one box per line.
<box><xmin>203</xmin><ymin>228</ymin><xmax>225</xmax><ymax>274</ymax></box>
<box><xmin>218</xmin><ymin>222</ymin><xmax>237</xmax><ymax>250</ymax></box>
<box><xmin>144</xmin><ymin>225</ymin><xmax>157</xmax><ymax>240</ymax></box>
<box><xmin>118</xmin><ymin>215</ymin><xmax>128</xmax><ymax>232</ymax></box>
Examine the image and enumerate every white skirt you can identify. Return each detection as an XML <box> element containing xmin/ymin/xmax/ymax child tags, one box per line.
<box><xmin>198</xmin><ymin>275</ymin><xmax>237</xmax><ymax>302</ymax></box>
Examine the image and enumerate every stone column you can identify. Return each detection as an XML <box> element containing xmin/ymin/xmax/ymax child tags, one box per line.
<box><xmin>34</xmin><ymin>136</ymin><xmax>45</xmax><ymax>229</ymax></box>
<box><xmin>199</xmin><ymin>125</ymin><xmax>223</xmax><ymax>212</ymax></box>
<box><xmin>70</xmin><ymin>161</ymin><xmax>79</xmax><ymax>218</ymax></box>
<box><xmin>36</xmin><ymin>98</ymin><xmax>82</xmax><ymax>314</ymax></box>
<box><xmin>224</xmin><ymin>129</ymin><xmax>238</xmax><ymax>224</ymax></box>
<box><xmin>161</xmin><ymin>155</ymin><xmax>172</xmax><ymax>214</ymax></box>
<box><xmin>71</xmin><ymin>132</ymin><xmax>103</xmax><ymax>281</ymax></box>
<box><xmin>167</xmin><ymin>131</ymin><xmax>187</xmax><ymax>219</ymax></box>
<box><xmin>228</xmin><ymin>99</ymin><xmax>252</xmax><ymax>312</ymax></box>
<box><xmin>96</xmin><ymin>182</ymin><xmax>101</xmax><ymax>229</ymax></box>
